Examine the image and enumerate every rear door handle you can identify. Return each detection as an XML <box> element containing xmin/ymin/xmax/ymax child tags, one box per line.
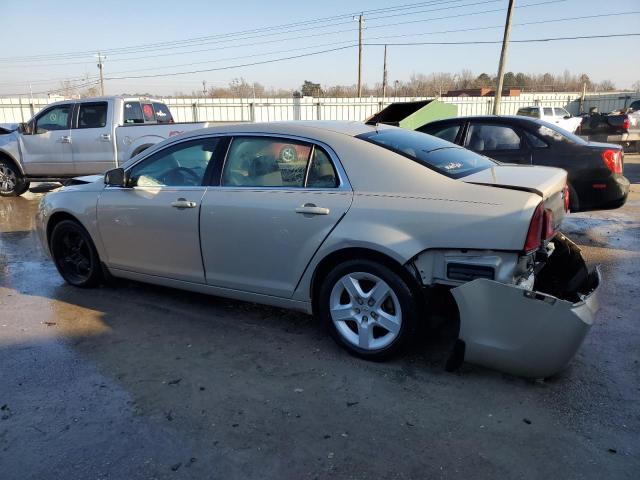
<box><xmin>60</xmin><ymin>135</ymin><xmax>72</xmax><ymax>144</ymax></box>
<box><xmin>171</xmin><ymin>198</ymin><xmax>197</xmax><ymax>209</ymax></box>
<box><xmin>100</xmin><ymin>133</ymin><xmax>112</xmax><ymax>142</ymax></box>
<box><xmin>295</xmin><ymin>203</ymin><xmax>330</xmax><ymax>215</ymax></box>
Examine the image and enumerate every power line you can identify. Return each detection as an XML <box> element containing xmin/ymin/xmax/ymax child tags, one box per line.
<box><xmin>0</xmin><ymin>0</ymin><xmax>572</xmax><ymax>70</ymax></box>
<box><xmin>365</xmin><ymin>32</ymin><xmax>640</xmax><ymax>45</ymax></box>
<box><xmin>2</xmin><ymin>8</ymin><xmax>636</xmax><ymax>91</ymax></box>
<box><xmin>103</xmin><ymin>33</ymin><xmax>640</xmax><ymax>82</ymax></box>
<box><xmin>0</xmin><ymin>0</ymin><xmax>482</xmax><ymax>62</ymax></box>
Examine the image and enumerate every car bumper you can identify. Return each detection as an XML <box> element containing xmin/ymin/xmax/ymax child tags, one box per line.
<box><xmin>449</xmin><ymin>235</ymin><xmax>600</xmax><ymax>378</ymax></box>
<box><xmin>579</xmin><ymin>174</ymin><xmax>630</xmax><ymax>211</ymax></box>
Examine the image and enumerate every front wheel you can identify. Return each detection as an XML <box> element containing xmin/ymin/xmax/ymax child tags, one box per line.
<box><xmin>318</xmin><ymin>259</ymin><xmax>419</xmax><ymax>360</ymax></box>
<box><xmin>50</xmin><ymin>220</ymin><xmax>102</xmax><ymax>287</ymax></box>
<box><xmin>0</xmin><ymin>159</ymin><xmax>29</xmax><ymax>197</ymax></box>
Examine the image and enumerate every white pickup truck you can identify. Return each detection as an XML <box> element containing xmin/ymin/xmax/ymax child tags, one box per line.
<box><xmin>516</xmin><ymin>105</ymin><xmax>583</xmax><ymax>133</ymax></box>
<box><xmin>0</xmin><ymin>96</ymin><xmax>212</xmax><ymax>196</ymax></box>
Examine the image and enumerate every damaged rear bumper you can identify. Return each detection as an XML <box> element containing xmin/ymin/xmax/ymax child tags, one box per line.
<box><xmin>449</xmin><ymin>235</ymin><xmax>600</xmax><ymax>378</ymax></box>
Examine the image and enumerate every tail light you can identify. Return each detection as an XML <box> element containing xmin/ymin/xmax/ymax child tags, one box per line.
<box><xmin>542</xmin><ymin>208</ymin><xmax>555</xmax><ymax>240</ymax></box>
<box><xmin>602</xmin><ymin>149</ymin><xmax>623</xmax><ymax>174</ymax></box>
<box><xmin>622</xmin><ymin>116</ymin><xmax>630</xmax><ymax>131</ymax></box>
<box><xmin>524</xmin><ymin>203</ymin><xmax>555</xmax><ymax>252</ymax></box>
<box><xmin>563</xmin><ymin>185</ymin><xmax>570</xmax><ymax>212</ymax></box>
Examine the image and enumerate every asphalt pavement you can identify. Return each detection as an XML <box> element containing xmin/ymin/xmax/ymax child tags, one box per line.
<box><xmin>1</xmin><ymin>156</ymin><xmax>639</xmax><ymax>479</ymax></box>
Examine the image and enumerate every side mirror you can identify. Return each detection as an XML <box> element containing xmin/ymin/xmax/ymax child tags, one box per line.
<box><xmin>18</xmin><ymin>122</ymin><xmax>32</xmax><ymax>134</ymax></box>
<box><xmin>563</xmin><ymin>115</ymin><xmax>571</xmax><ymax>120</ymax></box>
<box><xmin>104</xmin><ymin>168</ymin><xmax>127</xmax><ymax>187</ymax></box>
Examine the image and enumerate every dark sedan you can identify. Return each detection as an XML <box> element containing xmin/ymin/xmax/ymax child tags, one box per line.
<box><xmin>417</xmin><ymin>116</ymin><xmax>630</xmax><ymax>211</ymax></box>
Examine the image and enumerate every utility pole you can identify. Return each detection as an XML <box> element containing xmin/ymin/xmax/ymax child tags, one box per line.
<box><xmin>96</xmin><ymin>52</ymin><xmax>106</xmax><ymax>96</ymax></box>
<box><xmin>356</xmin><ymin>13</ymin><xmax>364</xmax><ymax>97</ymax></box>
<box><xmin>202</xmin><ymin>80</ymin><xmax>207</xmax><ymax>97</ymax></box>
<box><xmin>492</xmin><ymin>0</ymin><xmax>515</xmax><ymax>115</ymax></box>
<box><xmin>382</xmin><ymin>45</ymin><xmax>388</xmax><ymax>99</ymax></box>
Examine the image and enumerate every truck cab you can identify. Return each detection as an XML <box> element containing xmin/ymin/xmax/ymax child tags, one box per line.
<box><xmin>0</xmin><ymin>96</ymin><xmax>210</xmax><ymax>197</ymax></box>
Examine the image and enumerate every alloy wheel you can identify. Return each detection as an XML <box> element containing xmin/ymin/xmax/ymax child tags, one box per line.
<box><xmin>329</xmin><ymin>272</ymin><xmax>402</xmax><ymax>351</ymax></box>
<box><xmin>0</xmin><ymin>165</ymin><xmax>17</xmax><ymax>194</ymax></box>
<box><xmin>57</xmin><ymin>230</ymin><xmax>93</xmax><ymax>283</ymax></box>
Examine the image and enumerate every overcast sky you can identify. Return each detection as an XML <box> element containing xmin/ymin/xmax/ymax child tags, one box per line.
<box><xmin>1</xmin><ymin>0</ymin><xmax>639</xmax><ymax>96</ymax></box>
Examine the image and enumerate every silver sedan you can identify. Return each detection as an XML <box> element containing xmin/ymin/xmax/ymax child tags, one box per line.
<box><xmin>36</xmin><ymin>121</ymin><xmax>600</xmax><ymax>378</ymax></box>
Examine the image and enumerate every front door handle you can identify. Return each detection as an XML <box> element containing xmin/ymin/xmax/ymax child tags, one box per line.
<box><xmin>60</xmin><ymin>135</ymin><xmax>72</xmax><ymax>144</ymax></box>
<box><xmin>100</xmin><ymin>133</ymin><xmax>112</xmax><ymax>142</ymax></box>
<box><xmin>171</xmin><ymin>198</ymin><xmax>197</xmax><ymax>209</ymax></box>
<box><xmin>295</xmin><ymin>203</ymin><xmax>330</xmax><ymax>215</ymax></box>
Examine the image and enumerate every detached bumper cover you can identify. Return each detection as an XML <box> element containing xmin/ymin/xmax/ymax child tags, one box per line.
<box><xmin>451</xmin><ymin>266</ymin><xmax>600</xmax><ymax>378</ymax></box>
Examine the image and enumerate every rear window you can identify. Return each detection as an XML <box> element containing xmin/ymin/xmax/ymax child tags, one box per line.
<box><xmin>124</xmin><ymin>101</ymin><xmax>144</xmax><ymax>124</ymax></box>
<box><xmin>357</xmin><ymin>128</ymin><xmax>496</xmax><ymax>179</ymax></box>
<box><xmin>153</xmin><ymin>102</ymin><xmax>174</xmax><ymax>124</ymax></box>
<box><xmin>142</xmin><ymin>103</ymin><xmax>155</xmax><ymax>122</ymax></box>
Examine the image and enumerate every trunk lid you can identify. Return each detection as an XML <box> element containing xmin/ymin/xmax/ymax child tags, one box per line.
<box><xmin>462</xmin><ymin>165</ymin><xmax>567</xmax><ymax>226</ymax></box>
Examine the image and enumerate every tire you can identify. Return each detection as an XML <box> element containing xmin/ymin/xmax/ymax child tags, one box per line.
<box><xmin>317</xmin><ymin>259</ymin><xmax>420</xmax><ymax>360</ymax></box>
<box><xmin>50</xmin><ymin>220</ymin><xmax>102</xmax><ymax>288</ymax></box>
<box><xmin>0</xmin><ymin>158</ymin><xmax>30</xmax><ymax>197</ymax></box>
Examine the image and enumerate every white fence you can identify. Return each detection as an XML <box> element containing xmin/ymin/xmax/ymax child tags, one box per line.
<box><xmin>1</xmin><ymin>92</ymin><xmax>638</xmax><ymax>125</ymax></box>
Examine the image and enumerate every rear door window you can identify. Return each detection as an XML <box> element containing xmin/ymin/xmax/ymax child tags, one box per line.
<box><xmin>76</xmin><ymin>102</ymin><xmax>108</xmax><ymax>129</ymax></box>
<box><xmin>466</xmin><ymin>124</ymin><xmax>522</xmax><ymax>151</ymax></box>
<box><xmin>221</xmin><ymin>137</ymin><xmax>313</xmax><ymax>188</ymax></box>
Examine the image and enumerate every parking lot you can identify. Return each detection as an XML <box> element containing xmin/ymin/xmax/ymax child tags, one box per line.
<box><xmin>0</xmin><ymin>155</ymin><xmax>638</xmax><ymax>479</ymax></box>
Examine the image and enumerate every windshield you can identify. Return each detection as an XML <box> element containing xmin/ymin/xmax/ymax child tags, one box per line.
<box><xmin>357</xmin><ymin>128</ymin><xmax>496</xmax><ymax>178</ymax></box>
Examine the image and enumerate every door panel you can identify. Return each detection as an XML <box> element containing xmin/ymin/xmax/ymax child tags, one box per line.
<box><xmin>20</xmin><ymin>104</ymin><xmax>73</xmax><ymax>175</ymax></box>
<box><xmin>97</xmin><ymin>187</ymin><xmax>206</xmax><ymax>282</ymax></box>
<box><xmin>96</xmin><ymin>136</ymin><xmax>222</xmax><ymax>283</ymax></box>
<box><xmin>72</xmin><ymin>102</ymin><xmax>116</xmax><ymax>175</ymax></box>
<box><xmin>200</xmin><ymin>188</ymin><xmax>352</xmax><ymax>297</ymax></box>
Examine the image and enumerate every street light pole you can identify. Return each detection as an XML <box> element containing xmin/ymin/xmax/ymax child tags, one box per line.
<box><xmin>492</xmin><ymin>0</ymin><xmax>515</xmax><ymax>115</ymax></box>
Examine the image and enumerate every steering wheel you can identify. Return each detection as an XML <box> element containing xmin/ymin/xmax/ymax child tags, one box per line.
<box><xmin>163</xmin><ymin>166</ymin><xmax>201</xmax><ymax>186</ymax></box>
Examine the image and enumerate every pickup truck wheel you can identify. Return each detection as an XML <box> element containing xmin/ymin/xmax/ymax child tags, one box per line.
<box><xmin>318</xmin><ymin>259</ymin><xmax>419</xmax><ymax>360</ymax></box>
<box><xmin>50</xmin><ymin>220</ymin><xmax>102</xmax><ymax>288</ymax></box>
<box><xmin>0</xmin><ymin>159</ymin><xmax>29</xmax><ymax>197</ymax></box>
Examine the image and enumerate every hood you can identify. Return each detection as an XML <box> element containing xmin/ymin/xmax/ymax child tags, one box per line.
<box><xmin>0</xmin><ymin>123</ymin><xmax>18</xmax><ymax>134</ymax></box>
<box><xmin>462</xmin><ymin>165</ymin><xmax>567</xmax><ymax>199</ymax></box>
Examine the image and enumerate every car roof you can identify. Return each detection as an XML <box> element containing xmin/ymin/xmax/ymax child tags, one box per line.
<box><xmin>179</xmin><ymin>120</ymin><xmax>389</xmax><ymax>140</ymax></box>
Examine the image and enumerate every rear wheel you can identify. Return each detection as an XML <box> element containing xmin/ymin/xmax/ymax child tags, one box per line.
<box><xmin>0</xmin><ymin>159</ymin><xmax>29</xmax><ymax>197</ymax></box>
<box><xmin>318</xmin><ymin>259</ymin><xmax>419</xmax><ymax>360</ymax></box>
<box><xmin>50</xmin><ymin>220</ymin><xmax>102</xmax><ymax>287</ymax></box>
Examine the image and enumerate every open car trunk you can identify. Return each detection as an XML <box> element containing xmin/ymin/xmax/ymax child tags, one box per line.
<box><xmin>449</xmin><ymin>233</ymin><xmax>600</xmax><ymax>378</ymax></box>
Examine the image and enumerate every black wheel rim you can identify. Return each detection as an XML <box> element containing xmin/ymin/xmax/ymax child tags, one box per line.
<box><xmin>55</xmin><ymin>229</ymin><xmax>93</xmax><ymax>283</ymax></box>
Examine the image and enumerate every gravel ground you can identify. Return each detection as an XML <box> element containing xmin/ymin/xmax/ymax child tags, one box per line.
<box><xmin>1</xmin><ymin>155</ymin><xmax>638</xmax><ymax>479</ymax></box>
